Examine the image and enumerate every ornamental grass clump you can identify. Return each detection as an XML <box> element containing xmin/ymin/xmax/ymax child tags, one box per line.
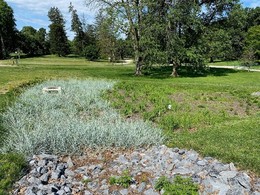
<box><xmin>0</xmin><ymin>80</ymin><xmax>164</xmax><ymax>156</ymax></box>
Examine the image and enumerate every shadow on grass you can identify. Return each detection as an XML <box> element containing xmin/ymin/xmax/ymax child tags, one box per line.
<box><xmin>141</xmin><ymin>66</ymin><xmax>239</xmax><ymax>79</ymax></box>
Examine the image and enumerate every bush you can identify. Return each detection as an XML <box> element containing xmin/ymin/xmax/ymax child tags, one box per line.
<box><xmin>109</xmin><ymin>170</ymin><xmax>132</xmax><ymax>188</ymax></box>
<box><xmin>155</xmin><ymin>175</ymin><xmax>199</xmax><ymax>195</ymax></box>
<box><xmin>0</xmin><ymin>80</ymin><xmax>164</xmax><ymax>156</ymax></box>
<box><xmin>0</xmin><ymin>153</ymin><xmax>27</xmax><ymax>195</ymax></box>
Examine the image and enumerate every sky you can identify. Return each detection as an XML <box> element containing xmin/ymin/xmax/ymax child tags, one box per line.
<box><xmin>5</xmin><ymin>0</ymin><xmax>260</xmax><ymax>40</ymax></box>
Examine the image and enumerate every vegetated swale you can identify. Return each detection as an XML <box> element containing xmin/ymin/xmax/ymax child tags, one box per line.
<box><xmin>0</xmin><ymin>79</ymin><xmax>164</xmax><ymax>156</ymax></box>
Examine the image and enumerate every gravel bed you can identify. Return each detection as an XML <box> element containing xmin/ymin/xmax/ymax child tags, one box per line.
<box><xmin>13</xmin><ymin>145</ymin><xmax>260</xmax><ymax>195</ymax></box>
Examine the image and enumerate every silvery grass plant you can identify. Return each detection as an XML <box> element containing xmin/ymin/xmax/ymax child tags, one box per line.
<box><xmin>1</xmin><ymin>80</ymin><xmax>164</xmax><ymax>156</ymax></box>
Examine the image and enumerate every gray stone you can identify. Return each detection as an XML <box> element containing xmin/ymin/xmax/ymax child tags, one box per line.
<box><xmin>197</xmin><ymin>160</ymin><xmax>207</xmax><ymax>166</ymax></box>
<box><xmin>56</xmin><ymin>190</ymin><xmax>66</xmax><ymax>195</ymax></box>
<box><xmin>29</xmin><ymin>159</ymin><xmax>36</xmax><ymax>166</ymax></box>
<box><xmin>66</xmin><ymin>156</ymin><xmax>74</xmax><ymax>168</ymax></box>
<box><xmin>236</xmin><ymin>173</ymin><xmax>251</xmax><ymax>189</ymax></box>
<box><xmin>187</xmin><ymin>152</ymin><xmax>199</xmax><ymax>162</ymax></box>
<box><xmin>84</xmin><ymin>190</ymin><xmax>93</xmax><ymax>195</ymax></box>
<box><xmin>143</xmin><ymin>188</ymin><xmax>159</xmax><ymax>195</ymax></box>
<box><xmin>51</xmin><ymin>170</ymin><xmax>61</xmax><ymax>180</ymax></box>
<box><xmin>174</xmin><ymin>167</ymin><xmax>194</xmax><ymax>175</ymax></box>
<box><xmin>226</xmin><ymin>188</ymin><xmax>246</xmax><ymax>195</ymax></box>
<box><xmin>28</xmin><ymin>177</ymin><xmax>41</xmax><ymax>185</ymax></box>
<box><xmin>202</xmin><ymin>177</ymin><xmax>230</xmax><ymax>195</ymax></box>
<box><xmin>137</xmin><ymin>182</ymin><xmax>146</xmax><ymax>193</ymax></box>
<box><xmin>229</xmin><ymin>163</ymin><xmax>237</xmax><ymax>171</ymax></box>
<box><xmin>30</xmin><ymin>168</ymin><xmax>41</xmax><ymax>177</ymax></box>
<box><xmin>65</xmin><ymin>169</ymin><xmax>75</xmax><ymax>177</ymax></box>
<box><xmin>101</xmin><ymin>179</ymin><xmax>107</xmax><ymax>185</ymax></box>
<box><xmin>36</xmin><ymin>190</ymin><xmax>47</xmax><ymax>195</ymax></box>
<box><xmin>178</xmin><ymin>149</ymin><xmax>185</xmax><ymax>155</ymax></box>
<box><xmin>87</xmin><ymin>181</ymin><xmax>99</xmax><ymax>191</ymax></box>
<box><xmin>118</xmin><ymin>155</ymin><xmax>129</xmax><ymax>164</ymax></box>
<box><xmin>36</xmin><ymin>167</ymin><xmax>43</xmax><ymax>173</ymax></box>
<box><xmin>56</xmin><ymin>164</ymin><xmax>66</xmax><ymax>172</ymax></box>
<box><xmin>64</xmin><ymin>186</ymin><xmax>72</xmax><ymax>193</ymax></box>
<box><xmin>100</xmin><ymin>185</ymin><xmax>109</xmax><ymax>190</ymax></box>
<box><xmin>39</xmin><ymin>173</ymin><xmax>49</xmax><ymax>183</ymax></box>
<box><xmin>25</xmin><ymin>186</ymin><xmax>38</xmax><ymax>195</ymax></box>
<box><xmin>102</xmin><ymin>189</ymin><xmax>109</xmax><ymax>195</ymax></box>
<box><xmin>40</xmin><ymin>167</ymin><xmax>48</xmax><ymax>175</ymax></box>
<box><xmin>38</xmin><ymin>160</ymin><xmax>47</xmax><ymax>167</ymax></box>
<box><xmin>252</xmin><ymin>192</ymin><xmax>260</xmax><ymax>195</ymax></box>
<box><xmin>219</xmin><ymin>171</ymin><xmax>237</xmax><ymax>183</ymax></box>
<box><xmin>92</xmin><ymin>165</ymin><xmax>103</xmax><ymax>175</ymax></box>
<box><xmin>50</xmin><ymin>185</ymin><xmax>59</xmax><ymax>192</ymax></box>
<box><xmin>212</xmin><ymin>163</ymin><xmax>230</xmax><ymax>172</ymax></box>
<box><xmin>112</xmin><ymin>191</ymin><xmax>121</xmax><ymax>195</ymax></box>
<box><xmin>119</xmin><ymin>189</ymin><xmax>128</xmax><ymax>195</ymax></box>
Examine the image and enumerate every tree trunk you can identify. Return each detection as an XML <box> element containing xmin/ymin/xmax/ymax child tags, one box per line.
<box><xmin>0</xmin><ymin>33</ymin><xmax>6</xmax><ymax>60</ymax></box>
<box><xmin>170</xmin><ymin>62</ymin><xmax>179</xmax><ymax>77</ymax></box>
<box><xmin>135</xmin><ymin>56</ymin><xmax>142</xmax><ymax>75</ymax></box>
<box><xmin>210</xmin><ymin>56</ymin><xmax>214</xmax><ymax>63</ymax></box>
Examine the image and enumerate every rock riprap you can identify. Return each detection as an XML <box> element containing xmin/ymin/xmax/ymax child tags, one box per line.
<box><xmin>13</xmin><ymin>145</ymin><xmax>260</xmax><ymax>195</ymax></box>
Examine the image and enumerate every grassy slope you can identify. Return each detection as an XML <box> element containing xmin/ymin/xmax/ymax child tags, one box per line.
<box><xmin>0</xmin><ymin>55</ymin><xmax>259</xmax><ymax>176</ymax></box>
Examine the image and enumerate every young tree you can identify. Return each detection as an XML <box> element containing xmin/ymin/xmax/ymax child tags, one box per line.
<box><xmin>84</xmin><ymin>24</ymin><xmax>100</xmax><ymax>60</ymax></box>
<box><xmin>0</xmin><ymin>0</ymin><xmax>16</xmax><ymax>59</ymax></box>
<box><xmin>48</xmin><ymin>7</ymin><xmax>70</xmax><ymax>56</ymax></box>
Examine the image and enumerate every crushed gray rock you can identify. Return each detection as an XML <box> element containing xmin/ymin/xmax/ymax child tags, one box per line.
<box><xmin>13</xmin><ymin>145</ymin><xmax>260</xmax><ymax>194</ymax></box>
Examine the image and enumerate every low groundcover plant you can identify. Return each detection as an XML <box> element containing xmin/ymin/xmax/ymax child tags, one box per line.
<box><xmin>0</xmin><ymin>79</ymin><xmax>164</xmax><ymax>156</ymax></box>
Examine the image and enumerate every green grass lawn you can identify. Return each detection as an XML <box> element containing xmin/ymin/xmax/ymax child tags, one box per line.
<box><xmin>0</xmin><ymin>55</ymin><xmax>259</xmax><ymax>192</ymax></box>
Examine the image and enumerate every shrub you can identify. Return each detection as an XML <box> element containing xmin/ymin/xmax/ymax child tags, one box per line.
<box><xmin>0</xmin><ymin>80</ymin><xmax>164</xmax><ymax>156</ymax></box>
<box><xmin>109</xmin><ymin>170</ymin><xmax>132</xmax><ymax>188</ymax></box>
<box><xmin>155</xmin><ymin>175</ymin><xmax>199</xmax><ymax>195</ymax></box>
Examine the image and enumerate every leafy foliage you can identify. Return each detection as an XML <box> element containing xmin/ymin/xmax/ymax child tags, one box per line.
<box><xmin>0</xmin><ymin>0</ymin><xmax>16</xmax><ymax>59</ymax></box>
<box><xmin>155</xmin><ymin>176</ymin><xmax>199</xmax><ymax>195</ymax></box>
<box><xmin>244</xmin><ymin>25</ymin><xmax>260</xmax><ymax>60</ymax></box>
<box><xmin>109</xmin><ymin>170</ymin><xmax>132</xmax><ymax>188</ymax></box>
<box><xmin>18</xmin><ymin>26</ymin><xmax>49</xmax><ymax>56</ymax></box>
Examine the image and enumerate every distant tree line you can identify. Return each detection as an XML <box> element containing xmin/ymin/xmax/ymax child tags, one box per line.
<box><xmin>0</xmin><ymin>0</ymin><xmax>259</xmax><ymax>75</ymax></box>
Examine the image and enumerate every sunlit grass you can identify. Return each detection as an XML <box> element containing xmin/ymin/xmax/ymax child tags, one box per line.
<box><xmin>0</xmin><ymin>55</ymin><xmax>260</xmax><ymax>177</ymax></box>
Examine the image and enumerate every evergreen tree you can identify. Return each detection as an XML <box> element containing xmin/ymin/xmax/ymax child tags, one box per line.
<box><xmin>69</xmin><ymin>3</ymin><xmax>85</xmax><ymax>56</ymax></box>
<box><xmin>0</xmin><ymin>0</ymin><xmax>16</xmax><ymax>59</ymax></box>
<box><xmin>48</xmin><ymin>7</ymin><xmax>69</xmax><ymax>56</ymax></box>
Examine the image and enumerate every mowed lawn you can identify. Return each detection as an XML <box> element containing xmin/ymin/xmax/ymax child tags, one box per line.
<box><xmin>0</xmin><ymin>55</ymin><xmax>259</xmax><ymax>175</ymax></box>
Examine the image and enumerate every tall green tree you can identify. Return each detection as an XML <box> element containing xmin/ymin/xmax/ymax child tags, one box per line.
<box><xmin>86</xmin><ymin>0</ymin><xmax>149</xmax><ymax>75</ymax></box>
<box><xmin>86</xmin><ymin>0</ymin><xmax>239</xmax><ymax>75</ymax></box>
<box><xmin>202</xmin><ymin>28</ymin><xmax>232</xmax><ymax>62</ymax></box>
<box><xmin>48</xmin><ymin>7</ymin><xmax>69</xmax><ymax>56</ymax></box>
<box><xmin>244</xmin><ymin>25</ymin><xmax>260</xmax><ymax>60</ymax></box>
<box><xmin>0</xmin><ymin>0</ymin><xmax>16</xmax><ymax>59</ymax></box>
<box><xmin>69</xmin><ymin>3</ymin><xmax>86</xmax><ymax>56</ymax></box>
<box><xmin>18</xmin><ymin>26</ymin><xmax>49</xmax><ymax>56</ymax></box>
<box><xmin>95</xmin><ymin>8</ymin><xmax>120</xmax><ymax>61</ymax></box>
